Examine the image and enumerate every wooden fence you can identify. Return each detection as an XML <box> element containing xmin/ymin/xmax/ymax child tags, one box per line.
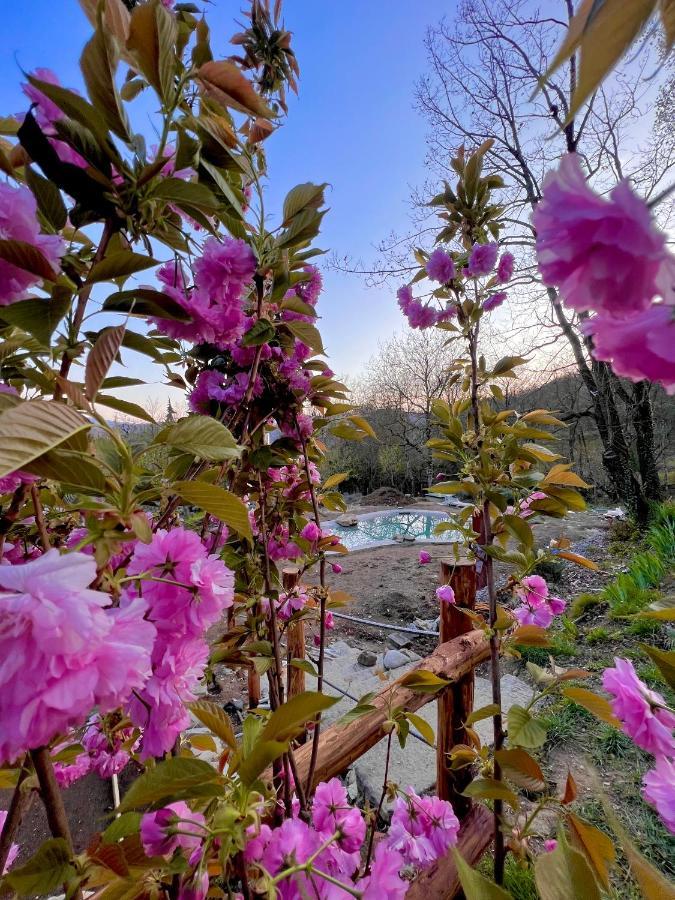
<box><xmin>261</xmin><ymin>557</ymin><xmax>495</xmax><ymax>898</ymax></box>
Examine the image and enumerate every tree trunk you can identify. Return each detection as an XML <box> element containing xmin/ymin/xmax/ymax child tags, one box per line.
<box><xmin>631</xmin><ymin>381</ymin><xmax>663</xmax><ymax>504</ymax></box>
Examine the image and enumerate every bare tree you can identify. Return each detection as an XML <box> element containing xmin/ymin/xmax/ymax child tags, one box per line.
<box><xmin>363</xmin><ymin>0</ymin><xmax>673</xmax><ymax>519</ymax></box>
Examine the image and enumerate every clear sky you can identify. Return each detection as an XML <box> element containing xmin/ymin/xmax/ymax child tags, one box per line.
<box><xmin>0</xmin><ymin>0</ymin><xmax>456</xmax><ymax>410</ymax></box>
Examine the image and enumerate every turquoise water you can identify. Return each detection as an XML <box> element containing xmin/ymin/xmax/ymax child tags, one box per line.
<box><xmin>328</xmin><ymin>510</ymin><xmax>458</xmax><ymax>551</ymax></box>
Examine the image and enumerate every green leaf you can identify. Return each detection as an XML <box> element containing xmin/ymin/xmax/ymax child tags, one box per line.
<box><xmin>241</xmin><ymin>318</ymin><xmax>276</xmax><ymax>347</ymax></box>
<box><xmin>80</xmin><ymin>18</ymin><xmax>131</xmax><ymax>141</ymax></box>
<box><xmin>635</xmin><ymin>598</ymin><xmax>675</xmax><ymax>621</ymax></box>
<box><xmin>261</xmin><ymin>691</ymin><xmax>338</xmax><ymax>744</ymax></box>
<box><xmin>322</xmin><ymin>472</ymin><xmax>350</xmax><ymax>490</ymax></box>
<box><xmin>86</xmin><ymin>251</ymin><xmax>158</xmax><ymax>284</ymax></box>
<box><xmin>406</xmin><ymin>712</ymin><xmax>435</xmax><ymax>745</ymax></box>
<box><xmin>0</xmin><ymin>293</ymin><xmax>72</xmax><ymax>347</ymax></box>
<box><xmin>398</xmin><ymin>669</ymin><xmax>450</xmax><ymax>694</ymax></box>
<box><xmin>149</xmin><ymin>177</ymin><xmax>220</xmax><ymax>212</ymax></box>
<box><xmin>428</xmin><ymin>480</ymin><xmax>480</xmax><ymax>496</ymax></box>
<box><xmin>501</xmin><ymin>514</ymin><xmax>533</xmax><ymax>550</ymax></box>
<box><xmin>282</xmin><ymin>182</ymin><xmax>327</xmax><ymax>226</ymax></box>
<box><xmin>96</xmin><ymin>394</ymin><xmax>156</xmax><ymax>424</ymax></box>
<box><xmin>453</xmin><ymin>849</ymin><xmax>513</xmax><ymax>899</ymax></box>
<box><xmin>492</xmin><ymin>355</ymin><xmax>528</xmax><ymax>377</ymax></box>
<box><xmin>156</xmin><ymin>417</ymin><xmax>240</xmax><ymax>461</ymax></box>
<box><xmin>22</xmin><ymin>448</ymin><xmax>108</xmax><ymax>493</ymax></box>
<box><xmin>542</xmin><ymin>485</ymin><xmax>586</xmax><ymax>512</ymax></box>
<box><xmin>102</xmin><ymin>288</ymin><xmax>192</xmax><ymax>321</ymax></box>
<box><xmin>462</xmin><ymin>777</ymin><xmax>519</xmax><ymax>810</ymax></box>
<box><xmin>566</xmin><ymin>813</ymin><xmax>615</xmax><ymax>891</ymax></box>
<box><xmin>639</xmin><ymin>644</ymin><xmax>675</xmax><ymax>692</ymax></box>
<box><xmin>466</xmin><ymin>703</ymin><xmax>501</xmax><ymax>726</ymax></box>
<box><xmin>284</xmin><ymin>320</ymin><xmax>325</xmax><ymax>355</ymax></box>
<box><xmin>3</xmin><ymin>839</ymin><xmax>75</xmax><ymax>896</ymax></box>
<box><xmin>0</xmin><ymin>399</ymin><xmax>90</xmax><ymax>479</ymax></box>
<box><xmin>562</xmin><ymin>687</ymin><xmax>620</xmax><ymax>727</ymax></box>
<box><xmin>187</xmin><ymin>699</ymin><xmax>236</xmax><ymax>748</ymax></box>
<box><xmin>0</xmin><ymin>238</ymin><xmax>59</xmax><ymax>282</ymax></box>
<box><xmin>507</xmin><ymin>705</ymin><xmax>547</xmax><ymax>749</ymax></box>
<box><xmin>26</xmin><ymin>166</ymin><xmax>67</xmax><ymax>230</ymax></box>
<box><xmin>127</xmin><ymin>0</ymin><xmax>177</xmax><ymax>101</ymax></box>
<box><xmin>495</xmin><ymin>748</ymin><xmax>546</xmax><ymax>792</ymax></box>
<box><xmin>236</xmin><ymin>739</ymin><xmax>288</xmax><ymax>787</ymax></box>
<box><xmin>118</xmin><ymin>757</ymin><xmax>221</xmax><ymax>812</ymax></box>
<box><xmin>534</xmin><ymin>833</ymin><xmax>601</xmax><ymax>900</ymax></box>
<box><xmin>85</xmin><ymin>324</ymin><xmax>126</xmax><ymax>400</ymax></box>
<box><xmin>102</xmin><ymin>812</ymin><xmax>143</xmax><ymax>845</ymax></box>
<box><xmin>172</xmin><ymin>481</ymin><xmax>252</xmax><ymax>541</ymax></box>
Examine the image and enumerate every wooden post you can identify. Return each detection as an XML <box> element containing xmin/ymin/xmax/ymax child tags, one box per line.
<box><xmin>437</xmin><ymin>557</ymin><xmax>477</xmax><ymax>817</ymax></box>
<box><xmin>472</xmin><ymin>509</ymin><xmax>488</xmax><ymax>589</ymax></box>
<box><xmin>283</xmin><ymin>567</ymin><xmax>306</xmax><ymax>708</ymax></box>
<box><xmin>248</xmin><ymin>599</ymin><xmax>261</xmax><ymax>710</ymax></box>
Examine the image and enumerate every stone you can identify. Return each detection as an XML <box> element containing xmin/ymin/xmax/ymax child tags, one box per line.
<box><xmin>345</xmin><ymin>767</ymin><xmax>359</xmax><ymax>803</ymax></box>
<box><xmin>386</xmin><ymin>632</ymin><xmax>413</xmax><ymax>650</ymax></box>
<box><xmin>337</xmin><ymin>514</ymin><xmax>358</xmax><ymax>527</ymax></box>
<box><xmin>357</xmin><ymin>649</ymin><xmax>377</xmax><ymax>667</ymax></box>
<box><xmin>382</xmin><ymin>648</ymin><xmax>420</xmax><ymax>670</ymax></box>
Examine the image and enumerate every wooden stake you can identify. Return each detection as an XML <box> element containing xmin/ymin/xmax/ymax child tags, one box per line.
<box><xmin>437</xmin><ymin>557</ymin><xmax>477</xmax><ymax>816</ymax></box>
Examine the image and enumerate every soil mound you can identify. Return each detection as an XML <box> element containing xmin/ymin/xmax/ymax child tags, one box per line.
<box><xmin>361</xmin><ymin>486</ymin><xmax>409</xmax><ymax>506</ymax></box>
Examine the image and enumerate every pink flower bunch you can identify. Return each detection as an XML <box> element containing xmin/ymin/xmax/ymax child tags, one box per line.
<box><xmin>385</xmin><ymin>787</ymin><xmax>460</xmax><ymax>869</ymax></box>
<box><xmin>483</xmin><ymin>291</ymin><xmax>507</xmax><ymax>312</ymax></box>
<box><xmin>0</xmin><ymin>551</ymin><xmax>155</xmax><ymax>763</ymax></box>
<box><xmin>436</xmin><ymin>585</ymin><xmax>456</xmax><ymax>604</ymax></box>
<box><xmin>426</xmin><ymin>248</ymin><xmax>456</xmax><ymax>284</ymax></box>
<box><xmin>0</xmin><ymin>182</ymin><xmax>64</xmax><ymax>306</ymax></box>
<box><xmin>276</xmin><ymin>590</ymin><xmax>310</xmax><ymax>622</ymax></box>
<box><xmin>511</xmin><ymin>491</ymin><xmax>547</xmax><ymax>519</ymax></box>
<box><xmin>467</xmin><ymin>242</ymin><xmax>499</xmax><ymax>277</ymax></box>
<box><xmin>313</xmin><ymin>610</ymin><xmax>335</xmax><ymax>645</ymax></box>
<box><xmin>496</xmin><ymin>252</ymin><xmax>514</xmax><ymax>283</ymax></box>
<box><xmin>81</xmin><ymin>715</ymin><xmax>136</xmax><ymax>778</ymax></box>
<box><xmin>312</xmin><ymin>778</ymin><xmax>366</xmax><ymax>853</ymax></box>
<box><xmin>534</xmin><ymin>154</ymin><xmax>675</xmax><ymax>394</ymax></box>
<box><xmin>141</xmin><ymin>801</ymin><xmax>206</xmax><ymax>862</ymax></box>
<box><xmin>153</xmin><ymin>237</ymin><xmax>256</xmax><ymax>350</ymax></box>
<box><xmin>300</xmin><ymin>521</ymin><xmax>322</xmax><ymax>544</ymax></box>
<box><xmin>0</xmin><ymin>810</ymin><xmax>19</xmax><ymax>873</ymax></box>
<box><xmin>21</xmin><ymin>68</ymin><xmax>87</xmax><ymax>168</ymax></box>
<box><xmin>512</xmin><ymin>575</ymin><xmax>565</xmax><ymax>629</ymax></box>
<box><xmin>53</xmin><ymin>749</ymin><xmax>91</xmax><ymax>788</ymax></box>
<box><xmin>279</xmin><ymin>412</ymin><xmax>315</xmax><ymax>445</ymax></box>
<box><xmin>125</xmin><ymin>528</ymin><xmax>234</xmax><ymax>756</ymax></box>
<box><xmin>602</xmin><ymin>658</ymin><xmax>675</xmax><ymax>833</ymax></box>
<box><xmin>282</xmin><ymin>265</ymin><xmax>323</xmax><ymax>321</ymax></box>
<box><xmin>267</xmin><ymin>461</ymin><xmax>320</xmax><ymax>502</ymax></box>
<box><xmin>642</xmin><ymin>756</ymin><xmax>675</xmax><ymax>833</ymax></box>
<box><xmin>419</xmin><ymin>550</ymin><xmax>432</xmax><ymax>564</ymax></box>
<box><xmin>267</xmin><ymin>524</ymin><xmax>302</xmax><ymax>562</ymax></box>
<box><xmin>397</xmin><ymin>285</ymin><xmax>439</xmax><ymax>329</ymax></box>
<box><xmin>602</xmin><ymin>658</ymin><xmax>675</xmax><ymax>758</ymax></box>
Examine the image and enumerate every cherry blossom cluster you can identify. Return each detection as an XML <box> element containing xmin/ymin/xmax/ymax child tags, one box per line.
<box><xmin>397</xmin><ymin>243</ymin><xmax>514</xmax><ymax>329</ymax></box>
<box><xmin>602</xmin><ymin>658</ymin><xmax>675</xmax><ymax>833</ymax></box>
<box><xmin>534</xmin><ymin>153</ymin><xmax>674</xmax><ymax>394</ymax></box>
<box><xmin>511</xmin><ymin>575</ymin><xmax>565</xmax><ymax>629</ymax></box>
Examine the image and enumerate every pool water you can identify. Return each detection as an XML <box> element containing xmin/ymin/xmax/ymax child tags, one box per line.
<box><xmin>325</xmin><ymin>509</ymin><xmax>460</xmax><ymax>551</ymax></box>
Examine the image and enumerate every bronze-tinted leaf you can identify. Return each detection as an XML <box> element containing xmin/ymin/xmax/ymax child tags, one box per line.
<box><xmin>198</xmin><ymin>60</ymin><xmax>276</xmax><ymax>118</ymax></box>
<box><xmin>566</xmin><ymin>812</ymin><xmax>615</xmax><ymax>890</ymax></box>
<box><xmin>85</xmin><ymin>324</ymin><xmax>126</xmax><ymax>400</ymax></box>
<box><xmin>0</xmin><ymin>239</ymin><xmax>58</xmax><ymax>282</ymax></box>
<box><xmin>81</xmin><ymin>22</ymin><xmax>131</xmax><ymax>141</ymax></box>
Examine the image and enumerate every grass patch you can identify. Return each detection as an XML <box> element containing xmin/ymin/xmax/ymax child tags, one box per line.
<box><xmin>586</xmin><ymin>626</ymin><xmax>610</xmax><ymax>645</ymax></box>
<box><xmin>540</xmin><ymin>698</ymin><xmax>596</xmax><ymax>746</ymax></box>
<box><xmin>503</xmin><ymin>856</ymin><xmax>538</xmax><ymax>900</ymax></box>
<box><xmin>516</xmin><ymin>630</ymin><xmax>576</xmax><ymax>666</ymax></box>
<box><xmin>626</xmin><ymin>617</ymin><xmax>662</xmax><ymax>638</ymax></box>
<box><xmin>603</xmin><ymin>575</ymin><xmax>661</xmax><ymax>617</ymax></box>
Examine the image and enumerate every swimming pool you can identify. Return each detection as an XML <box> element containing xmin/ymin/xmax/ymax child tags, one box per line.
<box><xmin>324</xmin><ymin>509</ymin><xmax>460</xmax><ymax>551</ymax></box>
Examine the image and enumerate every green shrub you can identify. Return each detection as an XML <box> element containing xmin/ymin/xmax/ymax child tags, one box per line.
<box><xmin>628</xmin><ymin>551</ymin><xmax>665</xmax><ymax>589</ymax></box>
<box><xmin>603</xmin><ymin>575</ymin><xmax>660</xmax><ymax>617</ymax></box>
<box><xmin>586</xmin><ymin>626</ymin><xmax>610</xmax><ymax>645</ymax></box>
<box><xmin>627</xmin><ymin>617</ymin><xmax>662</xmax><ymax>638</ymax></box>
<box><xmin>608</xmin><ymin>518</ymin><xmax>639</xmax><ymax>543</ymax></box>
<box><xmin>569</xmin><ymin>591</ymin><xmax>604</xmax><ymax>619</ymax></box>
<box><xmin>532</xmin><ymin>557</ymin><xmax>564</xmax><ymax>583</ymax></box>
<box><xmin>646</xmin><ymin>519</ymin><xmax>675</xmax><ymax>562</ymax></box>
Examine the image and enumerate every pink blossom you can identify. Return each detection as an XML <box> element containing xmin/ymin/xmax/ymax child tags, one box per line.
<box><xmin>22</xmin><ymin>68</ymin><xmax>64</xmax><ymax>130</ymax></box>
<box><xmin>141</xmin><ymin>802</ymin><xmax>206</xmax><ymax>859</ymax></box>
<box><xmin>0</xmin><ymin>810</ymin><xmax>19</xmax><ymax>873</ymax></box>
<box><xmin>312</xmin><ymin>778</ymin><xmax>366</xmax><ymax>853</ymax></box>
<box><xmin>301</xmin><ymin>521</ymin><xmax>322</xmax><ymax>543</ymax></box>
<box><xmin>467</xmin><ymin>242</ymin><xmax>499</xmax><ymax>277</ymax></box>
<box><xmin>0</xmin><ymin>551</ymin><xmax>154</xmax><ymax>764</ymax></box>
<box><xmin>188</xmin><ymin>370</ymin><xmax>228</xmax><ymax>414</ymax></box>
<box><xmin>544</xmin><ymin>839</ymin><xmax>557</xmax><ymax>853</ymax></box>
<box><xmin>426</xmin><ymin>248</ymin><xmax>456</xmax><ymax>283</ymax></box>
<box><xmin>0</xmin><ymin>183</ymin><xmax>64</xmax><ymax>305</ymax></box>
<box><xmin>419</xmin><ymin>550</ymin><xmax>431</xmax><ymax>565</ymax></box>
<box><xmin>602</xmin><ymin>658</ymin><xmax>675</xmax><ymax>757</ymax></box>
<box><xmin>386</xmin><ymin>788</ymin><xmax>459</xmax><ymax>868</ymax></box>
<box><xmin>534</xmin><ymin>154</ymin><xmax>667</xmax><ymax>316</ymax></box>
<box><xmin>357</xmin><ymin>844</ymin><xmax>407</xmax><ymax>899</ymax></box>
<box><xmin>483</xmin><ymin>291</ymin><xmax>507</xmax><ymax>312</ymax></box>
<box><xmin>642</xmin><ymin>756</ymin><xmax>675</xmax><ymax>834</ymax></box>
<box><xmin>53</xmin><ymin>751</ymin><xmax>90</xmax><ymax>788</ymax></box>
<box><xmin>177</xmin><ymin>870</ymin><xmax>209</xmax><ymax>900</ymax></box>
<box><xmin>583</xmin><ymin>305</ymin><xmax>675</xmax><ymax>395</ymax></box>
<box><xmin>331</xmin><ymin>563</ymin><xmax>343</xmax><ymax>574</ymax></box>
<box><xmin>406</xmin><ymin>297</ymin><xmax>439</xmax><ymax>329</ymax></box>
<box><xmin>277</xmin><ymin>590</ymin><xmax>309</xmax><ymax>621</ymax></box>
<box><xmin>436</xmin><ymin>585</ymin><xmax>456</xmax><ymax>604</ymax></box>
<box><xmin>193</xmin><ymin>236</ymin><xmax>256</xmax><ymax>307</ymax></box>
<box><xmin>497</xmin><ymin>252</ymin><xmax>515</xmax><ymax>283</ymax></box>
<box><xmin>437</xmin><ymin>304</ymin><xmax>458</xmax><ymax>323</ymax></box>
<box><xmin>258</xmin><ymin>818</ymin><xmax>322</xmax><ymax>896</ymax></box>
<box><xmin>294</xmin><ymin>265</ymin><xmax>323</xmax><ymax>306</ymax></box>
<box><xmin>82</xmin><ymin>715</ymin><xmax>135</xmax><ymax>778</ymax></box>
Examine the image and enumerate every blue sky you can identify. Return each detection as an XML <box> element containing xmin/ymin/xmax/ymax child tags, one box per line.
<box><xmin>0</xmin><ymin>0</ymin><xmax>455</xmax><ymax>408</ymax></box>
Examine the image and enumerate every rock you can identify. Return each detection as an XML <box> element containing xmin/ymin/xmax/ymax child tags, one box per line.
<box><xmin>357</xmin><ymin>650</ymin><xmax>377</xmax><ymax>667</ymax></box>
<box><xmin>382</xmin><ymin>648</ymin><xmax>420</xmax><ymax>670</ymax></box>
<box><xmin>345</xmin><ymin>767</ymin><xmax>359</xmax><ymax>803</ymax></box>
<box><xmin>337</xmin><ymin>514</ymin><xmax>358</xmax><ymax>527</ymax></box>
<box><xmin>386</xmin><ymin>632</ymin><xmax>413</xmax><ymax>650</ymax></box>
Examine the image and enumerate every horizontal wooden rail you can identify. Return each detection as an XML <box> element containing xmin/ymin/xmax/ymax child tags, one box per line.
<box><xmin>287</xmin><ymin>629</ymin><xmax>490</xmax><ymax>789</ymax></box>
<box><xmin>405</xmin><ymin>803</ymin><xmax>494</xmax><ymax>899</ymax></box>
